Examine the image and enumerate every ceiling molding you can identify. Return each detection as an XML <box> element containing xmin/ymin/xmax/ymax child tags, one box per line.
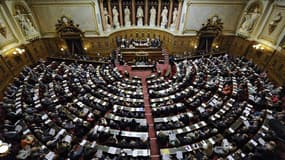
<box><xmin>188</xmin><ymin>0</ymin><xmax>246</xmax><ymax>5</ymax></box>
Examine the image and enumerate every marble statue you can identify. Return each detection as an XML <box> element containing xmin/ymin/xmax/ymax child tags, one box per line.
<box><xmin>240</xmin><ymin>7</ymin><xmax>260</xmax><ymax>33</ymax></box>
<box><xmin>160</xmin><ymin>6</ymin><xmax>168</xmax><ymax>28</ymax></box>
<box><xmin>124</xmin><ymin>6</ymin><xmax>131</xmax><ymax>27</ymax></box>
<box><xmin>112</xmin><ymin>6</ymin><xmax>120</xmax><ymax>28</ymax></box>
<box><xmin>26</xmin><ymin>18</ymin><xmax>37</xmax><ymax>34</ymax></box>
<box><xmin>103</xmin><ymin>8</ymin><xmax>111</xmax><ymax>31</ymax></box>
<box><xmin>136</xmin><ymin>6</ymin><xmax>144</xmax><ymax>26</ymax></box>
<box><xmin>149</xmin><ymin>6</ymin><xmax>156</xmax><ymax>27</ymax></box>
<box><xmin>172</xmin><ymin>8</ymin><xmax>178</xmax><ymax>25</ymax></box>
<box><xmin>104</xmin><ymin>8</ymin><xmax>109</xmax><ymax>24</ymax></box>
<box><xmin>170</xmin><ymin>7</ymin><xmax>178</xmax><ymax>31</ymax></box>
<box><xmin>268</xmin><ymin>12</ymin><xmax>282</xmax><ymax>34</ymax></box>
<box><xmin>14</xmin><ymin>9</ymin><xmax>38</xmax><ymax>36</ymax></box>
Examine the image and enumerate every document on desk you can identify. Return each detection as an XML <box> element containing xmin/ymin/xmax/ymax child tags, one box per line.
<box><xmin>45</xmin><ymin>151</ymin><xmax>55</xmax><ymax>160</ymax></box>
<box><xmin>243</xmin><ymin>120</ymin><xmax>250</xmax><ymax>128</ymax></box>
<box><xmin>96</xmin><ymin>150</ymin><xmax>103</xmax><ymax>158</ymax></box>
<box><xmin>161</xmin><ymin>149</ymin><xmax>170</xmax><ymax>155</ymax></box>
<box><xmin>49</xmin><ymin>128</ymin><xmax>55</xmax><ymax>136</ymax></box>
<box><xmin>15</xmin><ymin>125</ymin><xmax>23</xmax><ymax>132</ymax></box>
<box><xmin>41</xmin><ymin>114</ymin><xmax>48</xmax><ymax>120</ymax></box>
<box><xmin>176</xmin><ymin>151</ymin><xmax>183</xmax><ymax>159</ymax></box>
<box><xmin>258</xmin><ymin>137</ymin><xmax>266</xmax><ymax>145</ymax></box>
<box><xmin>108</xmin><ymin>146</ymin><xmax>117</xmax><ymax>154</ymax></box>
<box><xmin>63</xmin><ymin>135</ymin><xmax>72</xmax><ymax>143</ymax></box>
<box><xmin>185</xmin><ymin>145</ymin><xmax>192</xmax><ymax>151</ymax></box>
<box><xmin>162</xmin><ymin>154</ymin><xmax>171</xmax><ymax>160</ymax></box>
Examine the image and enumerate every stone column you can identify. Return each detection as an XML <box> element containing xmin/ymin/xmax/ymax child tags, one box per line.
<box><xmin>118</xmin><ymin>0</ymin><xmax>123</xmax><ymax>26</ymax></box>
<box><xmin>176</xmin><ymin>0</ymin><xmax>183</xmax><ymax>30</ymax></box>
<box><xmin>99</xmin><ymin>0</ymin><xmax>106</xmax><ymax>31</ymax></box>
<box><xmin>157</xmin><ymin>0</ymin><xmax>162</xmax><ymax>25</ymax></box>
<box><xmin>107</xmin><ymin>0</ymin><xmax>113</xmax><ymax>26</ymax></box>
<box><xmin>167</xmin><ymin>0</ymin><xmax>173</xmax><ymax>28</ymax></box>
<box><xmin>132</xmin><ymin>0</ymin><xmax>136</xmax><ymax>25</ymax></box>
<box><xmin>144</xmin><ymin>0</ymin><xmax>149</xmax><ymax>26</ymax></box>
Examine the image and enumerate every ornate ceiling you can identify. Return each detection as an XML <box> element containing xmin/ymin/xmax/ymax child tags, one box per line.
<box><xmin>0</xmin><ymin>0</ymin><xmax>284</xmax><ymax>52</ymax></box>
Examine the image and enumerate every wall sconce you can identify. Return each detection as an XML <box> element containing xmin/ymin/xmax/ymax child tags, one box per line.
<box><xmin>60</xmin><ymin>48</ymin><xmax>65</xmax><ymax>52</ymax></box>
<box><xmin>215</xmin><ymin>45</ymin><xmax>219</xmax><ymax>49</ymax></box>
<box><xmin>194</xmin><ymin>45</ymin><xmax>197</xmax><ymax>49</ymax></box>
<box><xmin>252</xmin><ymin>44</ymin><xmax>264</xmax><ymax>50</ymax></box>
<box><xmin>84</xmin><ymin>47</ymin><xmax>87</xmax><ymax>51</ymax></box>
<box><xmin>13</xmin><ymin>48</ymin><xmax>25</xmax><ymax>55</ymax></box>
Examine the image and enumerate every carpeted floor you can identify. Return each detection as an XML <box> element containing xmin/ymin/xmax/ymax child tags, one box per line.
<box><xmin>116</xmin><ymin>63</ymin><xmax>170</xmax><ymax>79</ymax></box>
<box><xmin>116</xmin><ymin>64</ymin><xmax>172</xmax><ymax>159</ymax></box>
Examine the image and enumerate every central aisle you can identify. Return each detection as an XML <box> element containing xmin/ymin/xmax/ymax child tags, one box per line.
<box><xmin>141</xmin><ymin>77</ymin><xmax>160</xmax><ymax>160</ymax></box>
<box><xmin>116</xmin><ymin>65</ymin><xmax>166</xmax><ymax>159</ymax></box>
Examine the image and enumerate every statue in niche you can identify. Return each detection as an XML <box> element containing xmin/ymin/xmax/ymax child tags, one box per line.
<box><xmin>172</xmin><ymin>7</ymin><xmax>178</xmax><ymax>24</ymax></box>
<box><xmin>103</xmin><ymin>7</ymin><xmax>111</xmax><ymax>31</ymax></box>
<box><xmin>239</xmin><ymin>6</ymin><xmax>260</xmax><ymax>33</ymax></box>
<box><xmin>104</xmin><ymin>8</ymin><xmax>109</xmax><ymax>24</ymax></box>
<box><xmin>268</xmin><ymin>12</ymin><xmax>282</xmax><ymax>34</ymax></box>
<box><xmin>170</xmin><ymin>7</ymin><xmax>178</xmax><ymax>31</ymax></box>
<box><xmin>136</xmin><ymin>6</ymin><xmax>144</xmax><ymax>26</ymax></box>
<box><xmin>14</xmin><ymin>8</ymin><xmax>38</xmax><ymax>36</ymax></box>
<box><xmin>149</xmin><ymin>6</ymin><xmax>156</xmax><ymax>27</ymax></box>
<box><xmin>124</xmin><ymin>6</ymin><xmax>131</xmax><ymax>27</ymax></box>
<box><xmin>160</xmin><ymin>6</ymin><xmax>168</xmax><ymax>28</ymax></box>
<box><xmin>112</xmin><ymin>6</ymin><xmax>120</xmax><ymax>28</ymax></box>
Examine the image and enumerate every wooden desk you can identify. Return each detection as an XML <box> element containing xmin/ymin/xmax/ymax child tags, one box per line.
<box><xmin>120</xmin><ymin>47</ymin><xmax>163</xmax><ymax>63</ymax></box>
<box><xmin>131</xmin><ymin>64</ymin><xmax>154</xmax><ymax>70</ymax></box>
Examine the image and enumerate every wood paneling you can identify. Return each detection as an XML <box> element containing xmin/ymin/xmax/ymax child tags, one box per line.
<box><xmin>0</xmin><ymin>39</ymin><xmax>53</xmax><ymax>99</ymax></box>
<box><xmin>0</xmin><ymin>55</ymin><xmax>13</xmax><ymax>98</ymax></box>
<box><xmin>82</xmin><ymin>29</ymin><xmax>199</xmax><ymax>57</ymax></box>
<box><xmin>265</xmin><ymin>49</ymin><xmax>285</xmax><ymax>85</ymax></box>
<box><xmin>229</xmin><ymin>36</ymin><xmax>285</xmax><ymax>86</ymax></box>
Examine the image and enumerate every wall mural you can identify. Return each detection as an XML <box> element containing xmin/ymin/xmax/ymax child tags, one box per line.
<box><xmin>13</xmin><ymin>4</ymin><xmax>39</xmax><ymax>40</ymax></box>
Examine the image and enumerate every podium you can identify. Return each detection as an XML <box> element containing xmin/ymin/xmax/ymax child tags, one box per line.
<box><xmin>120</xmin><ymin>47</ymin><xmax>163</xmax><ymax>64</ymax></box>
